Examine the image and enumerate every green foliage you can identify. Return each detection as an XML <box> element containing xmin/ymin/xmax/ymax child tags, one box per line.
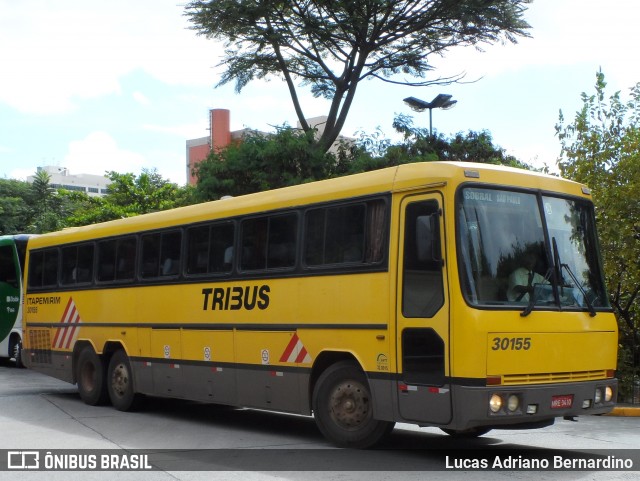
<box><xmin>0</xmin><ymin>168</ymin><xmax>196</xmax><ymax>233</ymax></box>
<box><xmin>65</xmin><ymin>169</ymin><xmax>196</xmax><ymax>227</ymax></box>
<box><xmin>352</xmin><ymin>114</ymin><xmax>534</xmax><ymax>171</ymax></box>
<box><xmin>194</xmin><ymin>118</ymin><xmax>532</xmax><ymax>200</ymax></box>
<box><xmin>186</xmin><ymin>0</ymin><xmax>531</xmax><ymax>152</ymax></box>
<box><xmin>0</xmin><ymin>178</ymin><xmax>32</xmax><ymax>234</ymax></box>
<box><xmin>193</xmin><ymin>127</ymin><xmax>353</xmax><ymax>200</ymax></box>
<box><xmin>27</xmin><ymin>170</ymin><xmax>65</xmax><ymax>233</ymax></box>
<box><xmin>556</xmin><ymin>70</ymin><xmax>640</xmax><ymax>401</ymax></box>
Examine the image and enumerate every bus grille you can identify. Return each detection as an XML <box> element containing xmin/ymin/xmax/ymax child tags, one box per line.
<box><xmin>28</xmin><ymin>329</ymin><xmax>52</xmax><ymax>364</ymax></box>
<box><xmin>501</xmin><ymin>370</ymin><xmax>608</xmax><ymax>385</ymax></box>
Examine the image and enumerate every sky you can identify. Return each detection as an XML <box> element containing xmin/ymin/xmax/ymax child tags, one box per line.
<box><xmin>1</xmin><ymin>0</ymin><xmax>639</xmax><ymax>186</ymax></box>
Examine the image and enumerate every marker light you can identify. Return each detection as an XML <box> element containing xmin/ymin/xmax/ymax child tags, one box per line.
<box><xmin>594</xmin><ymin>388</ymin><xmax>602</xmax><ymax>404</ymax></box>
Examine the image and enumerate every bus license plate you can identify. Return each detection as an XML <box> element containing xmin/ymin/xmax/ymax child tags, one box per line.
<box><xmin>551</xmin><ymin>395</ymin><xmax>573</xmax><ymax>409</ymax></box>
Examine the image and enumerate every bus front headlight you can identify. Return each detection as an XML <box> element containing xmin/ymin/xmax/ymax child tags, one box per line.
<box><xmin>489</xmin><ymin>394</ymin><xmax>503</xmax><ymax>413</ymax></box>
<box><xmin>605</xmin><ymin>386</ymin><xmax>613</xmax><ymax>402</ymax></box>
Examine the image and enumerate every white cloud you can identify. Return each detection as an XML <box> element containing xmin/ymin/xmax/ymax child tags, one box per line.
<box><xmin>0</xmin><ymin>1</ymin><xmax>222</xmax><ymax>115</ymax></box>
<box><xmin>428</xmin><ymin>0</ymin><xmax>640</xmax><ymax>89</ymax></box>
<box><xmin>132</xmin><ymin>91</ymin><xmax>151</xmax><ymax>106</ymax></box>
<box><xmin>143</xmin><ymin>122</ymin><xmax>208</xmax><ymax>139</ymax></box>
<box><xmin>63</xmin><ymin>131</ymin><xmax>147</xmax><ymax>176</ymax></box>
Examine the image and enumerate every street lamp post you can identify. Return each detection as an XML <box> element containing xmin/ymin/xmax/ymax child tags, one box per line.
<box><xmin>403</xmin><ymin>94</ymin><xmax>457</xmax><ymax>137</ymax></box>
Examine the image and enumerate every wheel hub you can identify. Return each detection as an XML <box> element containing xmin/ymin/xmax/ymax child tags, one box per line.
<box><xmin>329</xmin><ymin>380</ymin><xmax>371</xmax><ymax>429</ymax></box>
<box><xmin>111</xmin><ymin>363</ymin><xmax>128</xmax><ymax>397</ymax></box>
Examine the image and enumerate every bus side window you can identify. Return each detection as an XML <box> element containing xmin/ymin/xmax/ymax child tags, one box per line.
<box><xmin>266</xmin><ymin>214</ymin><xmax>297</xmax><ymax>269</ymax></box>
<box><xmin>28</xmin><ymin>251</ymin><xmax>44</xmax><ymax>288</ymax></box>
<box><xmin>304</xmin><ymin>199</ymin><xmax>386</xmax><ymax>267</ymax></box>
<box><xmin>241</xmin><ymin>217</ymin><xmax>268</xmax><ymax>271</ymax></box>
<box><xmin>402</xmin><ymin>200</ymin><xmax>443</xmax><ymax>318</ymax></box>
<box><xmin>116</xmin><ymin>237</ymin><xmax>136</xmax><ymax>280</ymax></box>
<box><xmin>186</xmin><ymin>222</ymin><xmax>234</xmax><ymax>275</ymax></box>
<box><xmin>97</xmin><ymin>240</ymin><xmax>117</xmax><ymax>282</ymax></box>
<box><xmin>141</xmin><ymin>234</ymin><xmax>161</xmax><ymax>278</ymax></box>
<box><xmin>0</xmin><ymin>246</ymin><xmax>17</xmax><ymax>287</ymax></box>
<box><xmin>159</xmin><ymin>231</ymin><xmax>182</xmax><ymax>277</ymax></box>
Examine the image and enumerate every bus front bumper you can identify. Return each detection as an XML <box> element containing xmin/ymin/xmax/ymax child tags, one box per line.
<box><xmin>448</xmin><ymin>379</ymin><xmax>618</xmax><ymax>431</ymax></box>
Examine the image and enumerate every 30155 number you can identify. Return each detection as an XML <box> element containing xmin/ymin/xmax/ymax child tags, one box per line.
<box><xmin>491</xmin><ymin>337</ymin><xmax>531</xmax><ymax>351</ymax></box>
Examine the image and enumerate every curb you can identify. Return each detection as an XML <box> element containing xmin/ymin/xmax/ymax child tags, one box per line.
<box><xmin>605</xmin><ymin>405</ymin><xmax>640</xmax><ymax>417</ymax></box>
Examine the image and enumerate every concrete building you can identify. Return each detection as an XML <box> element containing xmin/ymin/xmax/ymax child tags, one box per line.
<box><xmin>186</xmin><ymin>109</ymin><xmax>250</xmax><ymax>186</ymax></box>
<box><xmin>27</xmin><ymin>166</ymin><xmax>110</xmax><ymax>197</ymax></box>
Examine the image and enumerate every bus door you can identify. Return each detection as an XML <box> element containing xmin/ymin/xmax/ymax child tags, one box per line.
<box><xmin>396</xmin><ymin>193</ymin><xmax>451</xmax><ymax>424</ymax></box>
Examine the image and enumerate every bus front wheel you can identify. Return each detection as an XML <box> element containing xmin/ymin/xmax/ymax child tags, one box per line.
<box><xmin>107</xmin><ymin>350</ymin><xmax>140</xmax><ymax>411</ymax></box>
<box><xmin>312</xmin><ymin>361</ymin><xmax>394</xmax><ymax>448</ymax></box>
<box><xmin>76</xmin><ymin>347</ymin><xmax>108</xmax><ymax>405</ymax></box>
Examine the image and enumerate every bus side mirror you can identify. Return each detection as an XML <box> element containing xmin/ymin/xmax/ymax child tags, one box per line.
<box><xmin>416</xmin><ymin>214</ymin><xmax>441</xmax><ymax>263</ymax></box>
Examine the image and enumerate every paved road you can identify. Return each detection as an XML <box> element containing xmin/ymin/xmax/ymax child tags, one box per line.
<box><xmin>1</xmin><ymin>364</ymin><xmax>639</xmax><ymax>480</ymax></box>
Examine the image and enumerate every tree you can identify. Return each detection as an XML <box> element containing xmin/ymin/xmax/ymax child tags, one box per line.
<box><xmin>556</xmin><ymin>70</ymin><xmax>640</xmax><ymax>401</ymax></box>
<box><xmin>194</xmin><ymin>117</ymin><xmax>531</xmax><ymax>200</ymax></box>
<box><xmin>0</xmin><ymin>178</ymin><xmax>32</xmax><ymax>234</ymax></box>
<box><xmin>352</xmin><ymin>113</ymin><xmax>532</xmax><ymax>171</ymax></box>
<box><xmin>194</xmin><ymin>126</ymin><xmax>354</xmax><ymax>200</ymax></box>
<box><xmin>27</xmin><ymin>170</ymin><xmax>65</xmax><ymax>233</ymax></box>
<box><xmin>185</xmin><ymin>0</ymin><xmax>531</xmax><ymax>153</ymax></box>
<box><xmin>65</xmin><ymin>169</ymin><xmax>196</xmax><ymax>226</ymax></box>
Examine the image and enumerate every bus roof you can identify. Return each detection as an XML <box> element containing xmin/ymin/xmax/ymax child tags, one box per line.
<box><xmin>28</xmin><ymin>162</ymin><xmax>589</xmax><ymax>247</ymax></box>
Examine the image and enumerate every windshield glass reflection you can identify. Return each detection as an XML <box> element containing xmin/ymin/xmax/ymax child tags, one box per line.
<box><xmin>458</xmin><ymin>187</ymin><xmax>610</xmax><ymax>312</ymax></box>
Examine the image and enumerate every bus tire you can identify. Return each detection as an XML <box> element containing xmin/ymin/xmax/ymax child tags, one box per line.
<box><xmin>312</xmin><ymin>361</ymin><xmax>394</xmax><ymax>448</ymax></box>
<box><xmin>107</xmin><ymin>350</ymin><xmax>140</xmax><ymax>411</ymax></box>
<box><xmin>76</xmin><ymin>346</ymin><xmax>108</xmax><ymax>405</ymax></box>
<box><xmin>10</xmin><ymin>338</ymin><xmax>23</xmax><ymax>368</ymax></box>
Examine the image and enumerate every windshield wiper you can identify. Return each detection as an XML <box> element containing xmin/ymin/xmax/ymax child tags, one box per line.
<box><xmin>552</xmin><ymin>237</ymin><xmax>597</xmax><ymax>317</ymax></box>
<box><xmin>520</xmin><ymin>267</ymin><xmax>554</xmax><ymax>317</ymax></box>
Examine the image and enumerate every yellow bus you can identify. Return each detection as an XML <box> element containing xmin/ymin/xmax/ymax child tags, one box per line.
<box><xmin>22</xmin><ymin>162</ymin><xmax>617</xmax><ymax>447</ymax></box>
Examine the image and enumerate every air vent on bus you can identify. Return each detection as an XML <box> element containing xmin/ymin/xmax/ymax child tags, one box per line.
<box><xmin>501</xmin><ymin>370</ymin><xmax>608</xmax><ymax>385</ymax></box>
<box><xmin>28</xmin><ymin>329</ymin><xmax>52</xmax><ymax>364</ymax></box>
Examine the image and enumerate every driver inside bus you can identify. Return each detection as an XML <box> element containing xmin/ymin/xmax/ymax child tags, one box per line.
<box><xmin>507</xmin><ymin>251</ymin><xmax>547</xmax><ymax>302</ymax></box>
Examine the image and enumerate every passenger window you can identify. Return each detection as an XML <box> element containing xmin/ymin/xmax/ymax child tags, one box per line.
<box><xmin>141</xmin><ymin>231</ymin><xmax>182</xmax><ymax>278</ymax></box>
<box><xmin>98</xmin><ymin>237</ymin><xmax>136</xmax><ymax>282</ymax></box>
<box><xmin>29</xmin><ymin>249</ymin><xmax>59</xmax><ymax>288</ymax></box>
<box><xmin>240</xmin><ymin>214</ymin><xmax>297</xmax><ymax>271</ymax></box>
<box><xmin>186</xmin><ymin>222</ymin><xmax>235</xmax><ymax>275</ymax></box>
<box><xmin>304</xmin><ymin>199</ymin><xmax>386</xmax><ymax>266</ymax></box>
<box><xmin>61</xmin><ymin>244</ymin><xmax>94</xmax><ymax>285</ymax></box>
<box><xmin>0</xmin><ymin>246</ymin><xmax>17</xmax><ymax>286</ymax></box>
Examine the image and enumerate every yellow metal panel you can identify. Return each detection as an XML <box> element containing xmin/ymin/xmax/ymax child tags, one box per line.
<box><xmin>181</xmin><ymin>330</ymin><xmax>234</xmax><ymax>363</ymax></box>
<box><xmin>486</xmin><ymin>331</ymin><xmax>618</xmax><ymax>376</ymax></box>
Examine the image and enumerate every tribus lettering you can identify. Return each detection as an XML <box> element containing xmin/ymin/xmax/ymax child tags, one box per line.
<box><xmin>201</xmin><ymin>285</ymin><xmax>270</xmax><ymax>311</ymax></box>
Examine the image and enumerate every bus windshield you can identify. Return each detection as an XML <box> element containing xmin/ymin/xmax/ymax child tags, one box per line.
<box><xmin>457</xmin><ymin>187</ymin><xmax>610</xmax><ymax>312</ymax></box>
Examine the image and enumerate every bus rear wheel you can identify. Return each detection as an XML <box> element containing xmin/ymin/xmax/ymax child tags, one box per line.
<box><xmin>312</xmin><ymin>361</ymin><xmax>394</xmax><ymax>448</ymax></box>
<box><xmin>107</xmin><ymin>350</ymin><xmax>140</xmax><ymax>411</ymax></box>
<box><xmin>76</xmin><ymin>346</ymin><xmax>108</xmax><ymax>405</ymax></box>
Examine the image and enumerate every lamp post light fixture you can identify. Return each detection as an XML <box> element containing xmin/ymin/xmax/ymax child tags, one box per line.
<box><xmin>403</xmin><ymin>94</ymin><xmax>457</xmax><ymax>137</ymax></box>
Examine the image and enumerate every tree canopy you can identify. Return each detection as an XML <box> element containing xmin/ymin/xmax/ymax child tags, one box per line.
<box><xmin>556</xmin><ymin>70</ymin><xmax>640</xmax><ymax>401</ymax></box>
<box><xmin>193</xmin><ymin>117</ymin><xmax>531</xmax><ymax>200</ymax></box>
<box><xmin>185</xmin><ymin>0</ymin><xmax>531</xmax><ymax>152</ymax></box>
